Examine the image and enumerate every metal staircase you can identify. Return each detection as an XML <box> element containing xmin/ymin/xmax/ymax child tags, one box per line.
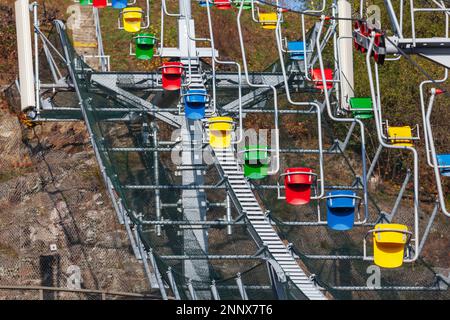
<box><xmin>213</xmin><ymin>147</ymin><xmax>327</xmax><ymax>300</ymax></box>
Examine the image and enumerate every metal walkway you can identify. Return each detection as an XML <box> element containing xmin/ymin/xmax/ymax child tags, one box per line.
<box><xmin>213</xmin><ymin>147</ymin><xmax>327</xmax><ymax>300</ymax></box>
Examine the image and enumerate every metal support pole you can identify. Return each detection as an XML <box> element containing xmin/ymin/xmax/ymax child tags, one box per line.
<box><xmin>235</xmin><ymin>273</ymin><xmax>249</xmax><ymax>300</ymax></box>
<box><xmin>137</xmin><ymin>241</ymin><xmax>159</xmax><ymax>292</ymax></box>
<box><xmin>210</xmin><ymin>280</ymin><xmax>220</xmax><ymax>300</ymax></box>
<box><xmin>387</xmin><ymin>169</ymin><xmax>412</xmax><ymax>222</ymax></box>
<box><xmin>384</xmin><ymin>0</ymin><xmax>404</xmax><ymax>37</ymax></box>
<box><xmin>33</xmin><ymin>2</ymin><xmax>40</xmax><ymax>116</ymax></box>
<box><xmin>152</xmin><ymin>123</ymin><xmax>162</xmax><ymax>236</ymax></box>
<box><xmin>148</xmin><ymin>249</ymin><xmax>168</xmax><ymax>300</ymax></box>
<box><xmin>367</xmin><ymin>144</ymin><xmax>383</xmax><ymax>182</ymax></box>
<box><xmin>417</xmin><ymin>203</ymin><xmax>439</xmax><ymax>255</ymax></box>
<box><xmin>120</xmin><ymin>201</ymin><xmax>141</xmax><ymax>260</ymax></box>
<box><xmin>187</xmin><ymin>279</ymin><xmax>198</xmax><ymax>300</ymax></box>
<box><xmin>166</xmin><ymin>267</ymin><xmax>181</xmax><ymax>300</ymax></box>
<box><xmin>226</xmin><ymin>194</ymin><xmax>232</xmax><ymax>235</ymax></box>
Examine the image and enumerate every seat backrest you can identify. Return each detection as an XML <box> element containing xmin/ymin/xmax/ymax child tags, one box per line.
<box><xmin>185</xmin><ymin>89</ymin><xmax>207</xmax><ymax>105</ymax></box>
<box><xmin>161</xmin><ymin>62</ymin><xmax>184</xmax><ymax>75</ymax></box>
<box><xmin>93</xmin><ymin>0</ymin><xmax>107</xmax><ymax>8</ymax></box>
<box><xmin>233</xmin><ymin>0</ymin><xmax>252</xmax><ymax>9</ymax></box>
<box><xmin>312</xmin><ymin>68</ymin><xmax>333</xmax><ymax>89</ymax></box>
<box><xmin>244</xmin><ymin>145</ymin><xmax>269</xmax><ymax>164</ymax></box>
<box><xmin>199</xmin><ymin>1</ymin><xmax>213</xmax><ymax>7</ymax></box>
<box><xmin>80</xmin><ymin>0</ymin><xmax>93</xmax><ymax>6</ymax></box>
<box><xmin>259</xmin><ymin>12</ymin><xmax>277</xmax><ymax>29</ymax></box>
<box><xmin>135</xmin><ymin>33</ymin><xmax>156</xmax><ymax>47</ymax></box>
<box><xmin>284</xmin><ymin>167</ymin><xmax>313</xmax><ymax>185</ymax></box>
<box><xmin>208</xmin><ymin>117</ymin><xmax>234</xmax><ymax>131</ymax></box>
<box><xmin>215</xmin><ymin>0</ymin><xmax>231</xmax><ymax>9</ymax></box>
<box><xmin>437</xmin><ymin>154</ymin><xmax>450</xmax><ymax>175</ymax></box>
<box><xmin>259</xmin><ymin>12</ymin><xmax>277</xmax><ymax>22</ymax></box>
<box><xmin>326</xmin><ymin>190</ymin><xmax>356</xmax><ymax>209</ymax></box>
<box><xmin>387</xmin><ymin>126</ymin><xmax>413</xmax><ymax>146</ymax></box>
<box><xmin>373</xmin><ymin>224</ymin><xmax>408</xmax><ymax>244</ymax></box>
<box><xmin>287</xmin><ymin>41</ymin><xmax>305</xmax><ymax>60</ymax></box>
<box><xmin>350</xmin><ymin>97</ymin><xmax>373</xmax><ymax>119</ymax></box>
<box><xmin>287</xmin><ymin>41</ymin><xmax>305</xmax><ymax>52</ymax></box>
<box><xmin>112</xmin><ymin>0</ymin><xmax>128</xmax><ymax>9</ymax></box>
<box><xmin>123</xmin><ymin>7</ymin><xmax>143</xmax><ymax>21</ymax></box>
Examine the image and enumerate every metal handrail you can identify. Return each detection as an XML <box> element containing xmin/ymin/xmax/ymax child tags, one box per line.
<box><xmin>424</xmin><ymin>88</ymin><xmax>450</xmax><ymax>217</ymax></box>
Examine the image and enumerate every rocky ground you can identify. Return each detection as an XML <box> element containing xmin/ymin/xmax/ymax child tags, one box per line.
<box><xmin>0</xmin><ymin>97</ymin><xmax>157</xmax><ymax>299</ymax></box>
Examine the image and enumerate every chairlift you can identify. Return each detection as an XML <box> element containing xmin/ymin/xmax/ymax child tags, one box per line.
<box><xmin>93</xmin><ymin>0</ymin><xmax>107</xmax><ymax>8</ymax></box>
<box><xmin>160</xmin><ymin>62</ymin><xmax>184</xmax><ymax>91</ymax></box>
<box><xmin>372</xmin><ymin>32</ymin><xmax>386</xmax><ymax>65</ymax></box>
<box><xmin>233</xmin><ymin>0</ymin><xmax>252</xmax><ymax>10</ymax></box>
<box><xmin>366</xmin><ymin>224</ymin><xmax>411</xmax><ymax>268</ymax></box>
<box><xmin>436</xmin><ymin>155</ymin><xmax>450</xmax><ymax>177</ymax></box>
<box><xmin>311</xmin><ymin>68</ymin><xmax>333</xmax><ymax>90</ymax></box>
<box><xmin>248</xmin><ymin>0</ymin><xmax>282</xmax><ymax>29</ymax></box>
<box><xmin>183</xmin><ymin>89</ymin><xmax>208</xmax><ymax>120</ymax></box>
<box><xmin>385</xmin><ymin>122</ymin><xmax>420</xmax><ymax>147</ymax></box>
<box><xmin>349</xmin><ymin>97</ymin><xmax>373</xmax><ymax>119</ymax></box>
<box><xmin>258</xmin><ymin>12</ymin><xmax>278</xmax><ymax>30</ymax></box>
<box><xmin>325</xmin><ymin>190</ymin><xmax>359</xmax><ymax>231</ymax></box>
<box><xmin>242</xmin><ymin>146</ymin><xmax>270</xmax><ymax>180</ymax></box>
<box><xmin>208</xmin><ymin>117</ymin><xmax>235</xmax><ymax>149</ymax></box>
<box><xmin>121</xmin><ymin>7</ymin><xmax>145</xmax><ymax>32</ymax></box>
<box><xmin>112</xmin><ymin>0</ymin><xmax>128</xmax><ymax>9</ymax></box>
<box><xmin>354</xmin><ymin>20</ymin><xmax>386</xmax><ymax>65</ymax></box>
<box><xmin>214</xmin><ymin>0</ymin><xmax>232</xmax><ymax>10</ymax></box>
<box><xmin>119</xmin><ymin>1</ymin><xmax>150</xmax><ymax>33</ymax></box>
<box><xmin>278</xmin><ymin>168</ymin><xmax>316</xmax><ymax>205</ymax></box>
<box><xmin>131</xmin><ymin>33</ymin><xmax>157</xmax><ymax>60</ymax></box>
<box><xmin>198</xmin><ymin>0</ymin><xmax>213</xmax><ymax>7</ymax></box>
<box><xmin>80</xmin><ymin>0</ymin><xmax>93</xmax><ymax>6</ymax></box>
<box><xmin>286</xmin><ymin>41</ymin><xmax>306</xmax><ymax>61</ymax></box>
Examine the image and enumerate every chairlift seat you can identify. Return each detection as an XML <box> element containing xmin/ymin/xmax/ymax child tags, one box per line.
<box><xmin>387</xmin><ymin>126</ymin><xmax>414</xmax><ymax>147</ymax></box>
<box><xmin>184</xmin><ymin>89</ymin><xmax>207</xmax><ymax>120</ymax></box>
<box><xmin>287</xmin><ymin>41</ymin><xmax>305</xmax><ymax>61</ymax></box>
<box><xmin>198</xmin><ymin>0</ymin><xmax>213</xmax><ymax>7</ymax></box>
<box><xmin>135</xmin><ymin>33</ymin><xmax>156</xmax><ymax>60</ymax></box>
<box><xmin>349</xmin><ymin>97</ymin><xmax>373</xmax><ymax>119</ymax></box>
<box><xmin>311</xmin><ymin>68</ymin><xmax>333</xmax><ymax>90</ymax></box>
<box><xmin>243</xmin><ymin>145</ymin><xmax>269</xmax><ymax>180</ymax></box>
<box><xmin>112</xmin><ymin>0</ymin><xmax>128</xmax><ymax>9</ymax></box>
<box><xmin>284</xmin><ymin>167</ymin><xmax>314</xmax><ymax>205</ymax></box>
<box><xmin>373</xmin><ymin>223</ymin><xmax>408</xmax><ymax>268</ymax></box>
<box><xmin>326</xmin><ymin>190</ymin><xmax>356</xmax><ymax>231</ymax></box>
<box><xmin>437</xmin><ymin>154</ymin><xmax>450</xmax><ymax>176</ymax></box>
<box><xmin>215</xmin><ymin>0</ymin><xmax>232</xmax><ymax>10</ymax></box>
<box><xmin>80</xmin><ymin>0</ymin><xmax>93</xmax><ymax>6</ymax></box>
<box><xmin>234</xmin><ymin>0</ymin><xmax>252</xmax><ymax>10</ymax></box>
<box><xmin>93</xmin><ymin>0</ymin><xmax>107</xmax><ymax>8</ymax></box>
<box><xmin>208</xmin><ymin>116</ymin><xmax>234</xmax><ymax>149</ymax></box>
<box><xmin>161</xmin><ymin>62</ymin><xmax>184</xmax><ymax>91</ymax></box>
<box><xmin>259</xmin><ymin>13</ymin><xmax>278</xmax><ymax>30</ymax></box>
<box><xmin>122</xmin><ymin>7</ymin><xmax>144</xmax><ymax>33</ymax></box>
